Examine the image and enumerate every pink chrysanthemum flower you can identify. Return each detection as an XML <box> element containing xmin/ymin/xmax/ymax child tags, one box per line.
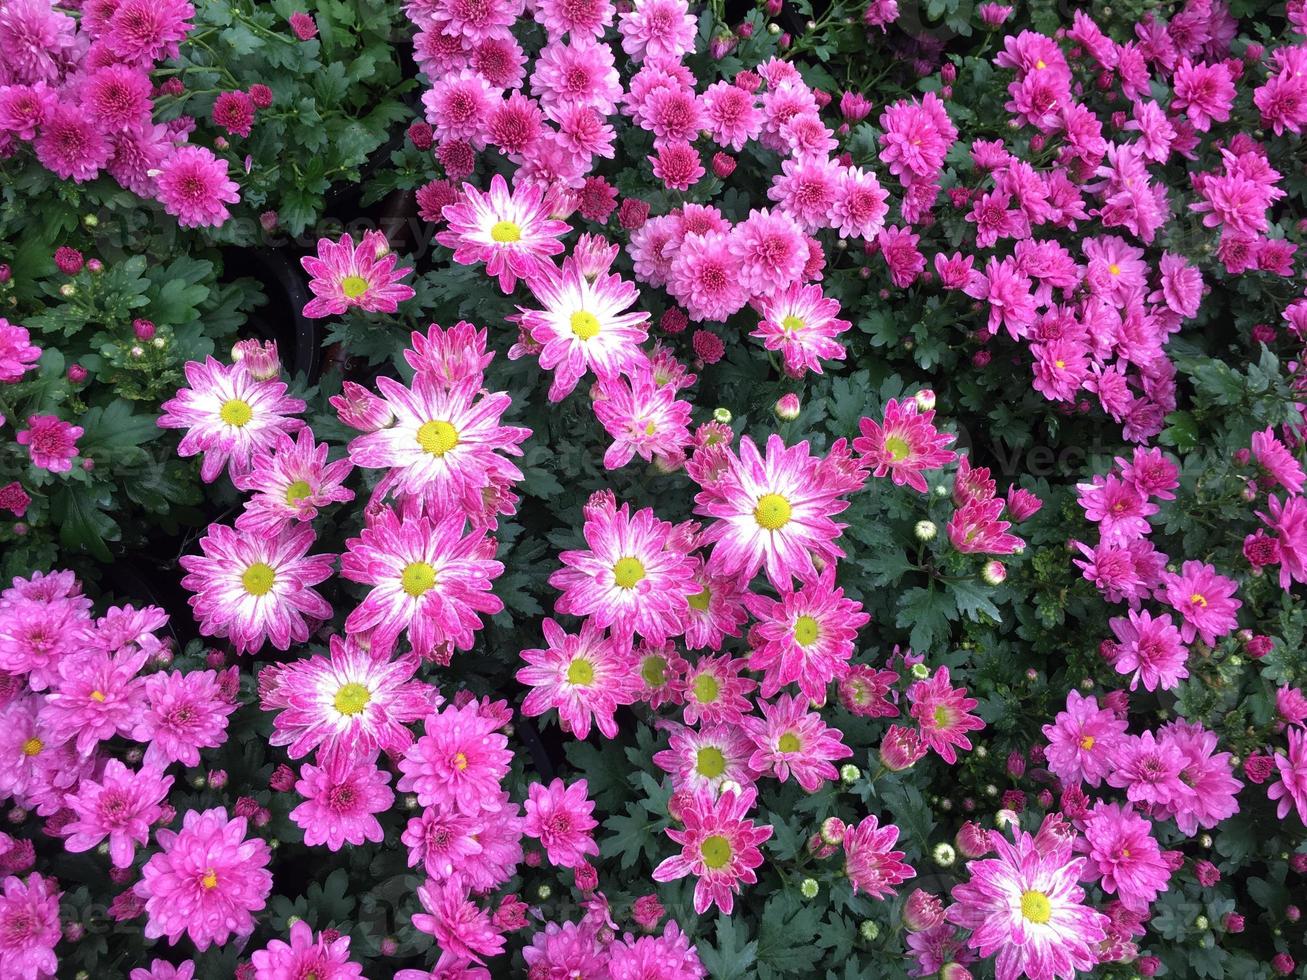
<box><xmin>610</xmin><ymin>922</ymin><xmax>706</xmax><ymax>980</ymax></box>
<box><xmin>696</xmin><ymin>434</ymin><xmax>850</xmax><ymax>590</ymax></box>
<box><xmin>652</xmin><ymin>786</ymin><xmax>773</xmax><ymax>915</ymax></box>
<box><xmin>593</xmin><ymin>366</ymin><xmax>693</xmax><ymax>470</ymax></box>
<box><xmin>154</xmin><ymin>145</ymin><xmax>240</xmax><ymax>228</ymax></box>
<box><xmin>1160</xmin><ymin>720</ymin><xmax>1243</xmax><ymax>835</ymax></box>
<box><xmin>1080</xmin><ymin>802</ymin><xmax>1170</xmax><ymax>914</ymax></box>
<box><xmin>0</xmin><ymin>873</ymin><xmax>60</xmax><ymax>980</ymax></box>
<box><xmin>159</xmin><ymin>357</ymin><xmax>306</xmax><ymax>483</ymax></box>
<box><xmin>682</xmin><ymin>565</ymin><xmax>748</xmax><ymax>652</ymax></box>
<box><xmin>517</xmin><ymin>257</ymin><xmax>650</xmax><ymax>402</ymax></box>
<box><xmin>233</xmin><ymin>428</ymin><xmax>355</xmax><ymax>536</ymax></box>
<box><xmin>63</xmin><ymin>760</ymin><xmax>172</xmax><ymax>868</ymax></box>
<box><xmin>532</xmin><ymin>36</ymin><xmax>622</xmax><ymax>116</ymax></box>
<box><xmin>300</xmin><ymin>232</ymin><xmax>415</xmax><ymax>319</ymax></box>
<box><xmin>1107</xmin><ymin>609</ymin><xmax>1188</xmax><ymax>692</ymax></box>
<box><xmin>1269</xmin><ymin>727</ymin><xmax>1307</xmax><ymax>826</ymax></box>
<box><xmin>129</xmin><ymin>960</ymin><xmax>195</xmax><ymax>980</ymax></box>
<box><xmin>16</xmin><ymin>415</ymin><xmax>81</xmax><ymax>472</ymax></box>
<box><xmin>0</xmin><ymin>696</ymin><xmax>85</xmax><ymax>811</ymax></box>
<box><xmin>401</xmin><ymin>804</ymin><xmax>488</xmax><ymax>884</ymax></box>
<box><xmin>180</xmin><ymin>522</ymin><xmax>333</xmax><ymax>655</ymax></box>
<box><xmin>104</xmin><ymin>0</ymin><xmax>194</xmax><ymax>62</ymax></box>
<box><xmin>838</xmin><ymin>665</ymin><xmax>900</xmax><ymax>718</ymax></box>
<box><xmin>524</xmin><ymin>777</ymin><xmax>600</xmax><ymax>869</ymax></box>
<box><xmin>33</xmin><ymin>103</ymin><xmax>111</xmax><ymax>183</ymax></box>
<box><xmin>437</xmin><ymin>174</ymin><xmax>569</xmax><ymax>293</ymax></box>
<box><xmin>405</xmin><ymin>320</ymin><xmax>494</xmax><ymax>389</ymax></box>
<box><xmin>843</xmin><ymin>815</ymin><xmax>916</xmax><ymax>899</ymax></box>
<box><xmin>1075</xmin><ymin>474</ymin><xmax>1158</xmax><ymax>546</ymax></box>
<box><xmin>536</xmin><ymin>0</ymin><xmax>614</xmax><ymax>38</ymax></box>
<box><xmin>678</xmin><ymin>655</ymin><xmax>757</xmax><ymax>728</ymax></box>
<box><xmin>729</xmin><ymin>208</ymin><xmax>807</xmax><ymax>296</ymax></box>
<box><xmin>832</xmin><ymin>166</ymin><xmax>890</xmax><ymax>240</ymax></box>
<box><xmin>412</xmin><ymin>880</ymin><xmax>505</xmax><ymax>969</ymax></box>
<box><xmin>41</xmin><ymin>647</ymin><xmax>148</xmax><ymax>754</ymax></box>
<box><xmin>653</xmin><ymin>723</ymin><xmax>756</xmax><ymax>795</ymax></box>
<box><xmin>135</xmin><ymin>807</ymin><xmax>272</xmax><ymax>951</ymax></box>
<box><xmin>1252</xmin><ymin>426</ymin><xmax>1306</xmax><ymax>496</ymax></box>
<box><xmin>345</xmin><ymin>373</ymin><xmax>528</xmax><ymax>513</ymax></box>
<box><xmin>262</xmin><ymin>638</ymin><xmax>432</xmax><ymax>764</ymax></box>
<box><xmin>290</xmin><ymin>756</ymin><xmax>393</xmax><ymax>851</ymax></box>
<box><xmin>634</xmin><ymin>641</ymin><xmax>688</xmax><ymax>709</ymax></box>
<box><xmin>0</xmin><ymin>596</ymin><xmax>82</xmax><ymax>692</ymax></box>
<box><xmin>398</xmin><ymin>701</ymin><xmax>513</xmax><ymax>816</ymax></box>
<box><xmin>855</xmin><ymin>399</ymin><xmax>957</xmax><ymax>494</ymax></box>
<box><xmin>666</xmin><ymin>230</ymin><xmax>748</xmax><ymax>322</ymax></box>
<box><xmin>878</xmin><ymin>92</ymin><xmax>957</xmax><ymax>185</ymax></box>
<box><xmin>752</xmin><ymin>283</ymin><xmax>851</xmax><ymax>377</ymax></box>
<box><xmin>250</xmin><ymin>920</ymin><xmax>364</xmax><ymax>980</ymax></box>
<box><xmin>908</xmin><ymin>667</ymin><xmax>986</xmax><ymax>765</ymax></box>
<box><xmin>700</xmin><ymin>81</ymin><xmax>763</xmax><ymax>152</ymax></box>
<box><xmin>1041</xmin><ymin>691</ymin><xmax>1128</xmax><ymax>789</ymax></box>
<box><xmin>0</xmin><ymin>321</ymin><xmax>41</xmax><ymax>383</ymax></box>
<box><xmin>550</xmin><ymin>502</ymin><xmax>699</xmax><ymax>645</ymax></box>
<box><xmin>744</xmin><ymin>565</ymin><xmax>869</xmax><ymax>701</ymax></box>
<box><xmin>617</xmin><ymin>0</ymin><xmax>696</xmax><ymax>62</ymax></box>
<box><xmin>1172</xmin><ymin>58</ymin><xmax>1235</xmax><ymax>131</ymax></box>
<box><xmin>1158</xmin><ymin>560</ymin><xmax>1241</xmax><ymax>646</ymax></box>
<box><xmin>133</xmin><ymin>668</ymin><xmax>238</xmax><ymax>769</ymax></box>
<box><xmin>768</xmin><ymin>156</ymin><xmax>841</xmax><ymax>233</ymax></box>
<box><xmin>742</xmin><ymin>694</ymin><xmax>851</xmax><ymax>792</ymax></box>
<box><xmin>1259</xmin><ymin>494</ymin><xmax>1307</xmax><ymax>589</ymax></box>
<box><xmin>1105</xmin><ymin>731</ymin><xmax>1194</xmax><ymax>810</ymax></box>
<box><xmin>340</xmin><ymin>507</ymin><xmax>504</xmax><ymax>659</ymax></box>
<box><xmin>517</xmin><ymin>618</ymin><xmax>640</xmax><ymax>740</ymax></box>
<box><xmin>947</xmin><ymin>829</ymin><xmax>1108</xmax><ymax>980</ymax></box>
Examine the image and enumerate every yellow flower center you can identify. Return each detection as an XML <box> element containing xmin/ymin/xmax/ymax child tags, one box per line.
<box><xmin>567</xmin><ymin>658</ymin><xmax>595</xmax><ymax>686</ymax></box>
<box><xmin>1054</xmin><ymin>359</ymin><xmax>1066</xmax><ymax>369</ymax></box>
<box><xmin>696</xmin><ymin>746</ymin><xmax>727</xmax><ymax>778</ymax></box>
<box><xmin>643</xmin><ymin>420</ymin><xmax>657</xmax><ymax>436</ymax></box>
<box><xmin>754</xmin><ymin>493</ymin><xmax>792</xmax><ymax>530</ymax></box>
<box><xmin>700</xmin><ymin>834</ymin><xmax>733</xmax><ymax>869</ymax></box>
<box><xmin>416</xmin><ymin>419</ymin><xmax>459</xmax><ymax>456</ymax></box>
<box><xmin>334</xmin><ymin>682</ymin><xmax>371</xmax><ymax>716</ymax></box>
<box><xmin>401</xmin><ymin>561</ymin><xmax>438</xmax><ymax>597</ymax></box>
<box><xmin>340</xmin><ymin>275</ymin><xmax>370</xmax><ymax>299</ymax></box>
<box><xmin>793</xmin><ymin>615</ymin><xmax>820</xmax><ymax>647</ymax></box>
<box><xmin>613</xmin><ymin>557</ymin><xmax>646</xmax><ymax>589</ymax></box>
<box><xmin>285</xmin><ymin>479</ymin><xmax>313</xmax><ymax>505</ymax></box>
<box><xmin>1079</xmin><ymin>735</ymin><xmax>1096</xmax><ymax>750</ymax></box>
<box><xmin>90</xmin><ymin>690</ymin><xmax>106</xmax><ymax>703</ymax></box>
<box><xmin>641</xmin><ymin>655</ymin><xmax>668</xmax><ymax>687</ymax></box>
<box><xmin>1020</xmin><ymin>889</ymin><xmax>1052</xmax><ymax>924</ymax></box>
<box><xmin>453</xmin><ymin>752</ymin><xmax>469</xmax><ymax>770</ymax></box>
<box><xmin>201</xmin><ymin>869</ymin><xmax>219</xmax><ymax>890</ymax></box>
<box><xmin>1190</xmin><ymin>593</ymin><xmax>1208</xmax><ymax>608</ymax></box>
<box><xmin>241</xmin><ymin>562</ymin><xmax>276</xmax><ymax>596</ymax></box>
<box><xmin>490</xmin><ymin>220</ymin><xmax>522</xmax><ymax>243</ymax></box>
<box><xmin>1108</xmin><ymin>263</ymin><xmax>1120</xmax><ymax>276</ymax></box>
<box><xmin>219</xmin><ymin>398</ymin><xmax>253</xmax><ymax>427</ymax></box>
<box><xmin>570</xmin><ymin>311</ymin><xmax>601</xmax><ymax>340</ymax></box>
<box><xmin>781</xmin><ymin>314</ymin><xmax>805</xmax><ymax>333</ymax></box>
<box><xmin>693</xmin><ymin>673</ymin><xmax>720</xmax><ymax>704</ymax></box>
<box><xmin>885</xmin><ymin>434</ymin><xmax>911</xmax><ymax>462</ymax></box>
<box><xmin>1035</xmin><ymin>58</ymin><xmax>1047</xmax><ymax>69</ymax></box>
<box><xmin>21</xmin><ymin>737</ymin><xmax>42</xmax><ymax>757</ymax></box>
<box><xmin>778</xmin><ymin>732</ymin><xmax>802</xmax><ymax>753</ymax></box>
<box><xmin>688</xmin><ymin>587</ymin><xmax>712</xmax><ymax>611</ymax></box>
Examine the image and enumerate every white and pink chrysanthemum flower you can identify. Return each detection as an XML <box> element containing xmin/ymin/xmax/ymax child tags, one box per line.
<box><xmin>678</xmin><ymin>655</ymin><xmax>758</xmax><ymax>728</ymax></box>
<box><xmin>550</xmin><ymin>502</ymin><xmax>699</xmax><ymax>645</ymax></box>
<box><xmin>159</xmin><ymin>357</ymin><xmax>306</xmax><ymax>483</ymax></box>
<box><xmin>751</xmin><ymin>283</ymin><xmax>852</xmax><ymax>377</ymax></box>
<box><xmin>300</xmin><ymin>231</ymin><xmax>415</xmax><ymax>319</ymax></box>
<box><xmin>653</xmin><ymin>722</ymin><xmax>756</xmax><ymax>795</ymax></box>
<box><xmin>908</xmin><ymin>666</ymin><xmax>986</xmax><ymax>765</ymax></box>
<box><xmin>517</xmin><ymin>617</ymin><xmax>641</xmax><ymax>740</ymax></box>
<box><xmin>593</xmin><ymin>365</ymin><xmax>693</xmax><ymax>470</ymax></box>
<box><xmin>437</xmin><ymin>173</ymin><xmax>570</xmax><ymax>293</ymax></box>
<box><xmin>516</xmin><ymin>257</ymin><xmax>650</xmax><ymax>402</ymax></box>
<box><xmin>854</xmin><ymin>398</ymin><xmax>957</xmax><ymax>494</ymax></box>
<box><xmin>652</xmin><ymin>786</ymin><xmax>773</xmax><ymax>915</ymax></box>
<box><xmin>340</xmin><ymin>507</ymin><xmax>505</xmax><ymax>659</ymax></box>
<box><xmin>742</xmin><ymin>694</ymin><xmax>852</xmax><ymax>792</ymax></box>
<box><xmin>842</xmin><ymin>814</ymin><xmax>916</xmax><ymax>899</ymax></box>
<box><xmin>233</xmin><ymin>427</ymin><xmax>355</xmax><ymax>536</ymax></box>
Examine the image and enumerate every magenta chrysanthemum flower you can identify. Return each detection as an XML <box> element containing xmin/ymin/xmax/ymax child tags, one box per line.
<box><xmin>752</xmin><ymin>283</ymin><xmax>851</xmax><ymax>377</ymax></box>
<box><xmin>63</xmin><ymin>760</ymin><xmax>172</xmax><ymax>868</ymax></box>
<box><xmin>290</xmin><ymin>756</ymin><xmax>393</xmax><ymax>851</ymax></box>
<box><xmin>742</xmin><ymin>694</ymin><xmax>851</xmax><ymax>792</ymax></box>
<box><xmin>300</xmin><ymin>232</ymin><xmax>415</xmax><ymax>319</ymax></box>
<box><xmin>729</xmin><ymin>208</ymin><xmax>807</xmax><ymax>295</ymax></box>
<box><xmin>180</xmin><ymin>522</ymin><xmax>333</xmax><ymax>655</ymax></box>
<box><xmin>437</xmin><ymin>174</ymin><xmax>569</xmax><ymax>293</ymax></box>
<box><xmin>104</xmin><ymin>0</ymin><xmax>194</xmax><ymax>62</ymax></box>
<box><xmin>1259</xmin><ymin>493</ymin><xmax>1307</xmax><ymax>589</ymax></box>
<box><xmin>1158</xmin><ymin>560</ymin><xmax>1241</xmax><ymax>646</ymax></box>
<box><xmin>33</xmin><ymin>102</ymin><xmax>111</xmax><ymax>183</ymax></box>
<box><xmin>1105</xmin><ymin>731</ymin><xmax>1194</xmax><ymax>810</ymax></box>
<box><xmin>682</xmin><ymin>565</ymin><xmax>747</xmax><ymax>652</ymax></box>
<box><xmin>908</xmin><ymin>667</ymin><xmax>986</xmax><ymax>764</ymax></box>
<box><xmin>947</xmin><ymin>829</ymin><xmax>1108</xmax><ymax>980</ymax></box>
<box><xmin>159</xmin><ymin>357</ymin><xmax>305</xmax><ymax>483</ymax></box>
<box><xmin>593</xmin><ymin>366</ymin><xmax>693</xmax><ymax>470</ymax></box>
<box><xmin>40</xmin><ymin>646</ymin><xmax>147</xmax><ymax>755</ymax></box>
<box><xmin>855</xmin><ymin>399</ymin><xmax>957</xmax><ymax>494</ymax></box>
<box><xmin>405</xmin><ymin>320</ymin><xmax>494</xmax><ymax>389</ymax></box>
<box><xmin>1107</xmin><ymin>608</ymin><xmax>1189</xmax><ymax>692</ymax></box>
<box><xmin>652</xmin><ymin>786</ymin><xmax>773</xmax><ymax>915</ymax></box>
<box><xmin>744</xmin><ymin>564</ymin><xmax>870</xmax><ymax>701</ymax></box>
<box><xmin>517</xmin><ymin>257</ymin><xmax>650</xmax><ymax>402</ymax></box>
<box><xmin>398</xmin><ymin>701</ymin><xmax>512</xmax><ymax>816</ymax></box>
<box><xmin>1080</xmin><ymin>802</ymin><xmax>1170</xmax><ymax>914</ymax></box>
<box><xmin>233</xmin><ymin>427</ymin><xmax>355</xmax><ymax>536</ymax></box>
<box><xmin>154</xmin><ymin>145</ymin><xmax>240</xmax><ymax>228</ymax></box>
<box><xmin>842</xmin><ymin>815</ymin><xmax>916</xmax><ymax>899</ymax></box>
<box><xmin>401</xmin><ymin>804</ymin><xmax>486</xmax><ymax>884</ymax></box>
<box><xmin>264</xmin><ymin>638</ymin><xmax>432</xmax><ymax>764</ymax></box>
<box><xmin>133</xmin><ymin>668</ymin><xmax>239</xmax><ymax>769</ymax></box>
<box><xmin>1252</xmin><ymin>425</ymin><xmax>1306</xmax><ymax>496</ymax></box>
<box><xmin>0</xmin><ymin>594</ymin><xmax>83</xmax><ymax>692</ymax></box>
<box><xmin>129</xmin><ymin>959</ymin><xmax>195</xmax><ymax>980</ymax></box>
<box><xmin>550</xmin><ymin>502</ymin><xmax>698</xmax><ymax>645</ymax></box>
<box><xmin>696</xmin><ymin>434</ymin><xmax>850</xmax><ymax>590</ymax></box>
<box><xmin>536</xmin><ymin>0</ymin><xmax>614</xmax><ymax>38</ymax></box>
<box><xmin>652</xmin><ymin>723</ymin><xmax>755</xmax><ymax>794</ymax></box>
<box><xmin>524</xmin><ymin>777</ymin><xmax>600</xmax><ymax>869</ymax></box>
<box><xmin>412</xmin><ymin>880</ymin><xmax>505</xmax><ymax>969</ymax></box>
<box><xmin>135</xmin><ymin>807</ymin><xmax>272</xmax><ymax>950</ymax></box>
<box><xmin>345</xmin><ymin>373</ymin><xmax>528</xmax><ymax>513</ymax></box>
<box><xmin>1269</xmin><ymin>727</ymin><xmax>1307</xmax><ymax>826</ymax></box>
<box><xmin>250</xmin><ymin>920</ymin><xmax>364</xmax><ymax>980</ymax></box>
<box><xmin>1157</xmin><ymin>720</ymin><xmax>1243</xmax><ymax>835</ymax></box>
<box><xmin>617</xmin><ymin>0</ymin><xmax>696</xmax><ymax>62</ymax></box>
<box><xmin>1041</xmin><ymin>691</ymin><xmax>1128</xmax><ymax>789</ymax></box>
<box><xmin>0</xmin><ymin>873</ymin><xmax>60</xmax><ymax>980</ymax></box>
<box><xmin>340</xmin><ymin>507</ymin><xmax>504</xmax><ymax>659</ymax></box>
<box><xmin>517</xmin><ymin>617</ymin><xmax>640</xmax><ymax>740</ymax></box>
<box><xmin>16</xmin><ymin>415</ymin><xmax>81</xmax><ymax>473</ymax></box>
<box><xmin>610</xmin><ymin>922</ymin><xmax>706</xmax><ymax>980</ymax></box>
<box><xmin>0</xmin><ymin>321</ymin><xmax>41</xmax><ymax>384</ymax></box>
<box><xmin>666</xmin><ymin>230</ymin><xmax>748</xmax><ymax>322</ymax></box>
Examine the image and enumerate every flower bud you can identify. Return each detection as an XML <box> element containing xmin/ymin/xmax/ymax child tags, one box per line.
<box><xmin>133</xmin><ymin>319</ymin><xmax>156</xmax><ymax>341</ymax></box>
<box><xmin>910</xmin><ymin>662</ymin><xmax>930</xmax><ymax>680</ymax></box>
<box><xmin>880</xmin><ymin>725</ymin><xmax>926</xmax><ymax>771</ymax></box>
<box><xmin>839</xmin><ymin>764</ymin><xmax>861</xmax><ymax>784</ymax></box>
<box><xmin>914</xmin><ymin>389</ymin><xmax>936</xmax><ymax>411</ymax></box>
<box><xmin>67</xmin><ymin>363</ymin><xmax>87</xmax><ymax>383</ymax></box>
<box><xmin>914</xmin><ymin>520</ymin><xmax>937</xmax><ymax>541</ymax></box>
<box><xmin>774</xmin><ymin>393</ymin><xmax>801</xmax><ymax>420</ymax></box>
<box><xmin>800</xmin><ymin>878</ymin><xmax>820</xmax><ymax>899</ymax></box>
<box><xmin>982</xmin><ymin>560</ymin><xmax>1006</xmax><ymax>585</ymax></box>
<box><xmin>903</xmin><ymin>889</ymin><xmax>944</xmax><ymax>932</ymax></box>
<box><xmin>859</xmin><ymin>920</ymin><xmax>879</xmax><ymax>942</ymax></box>
<box><xmin>932</xmin><ymin>843</ymin><xmax>956</xmax><ymax>867</ymax></box>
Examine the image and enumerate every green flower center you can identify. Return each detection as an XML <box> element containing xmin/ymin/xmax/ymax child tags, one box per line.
<box><xmin>641</xmin><ymin>654</ymin><xmax>668</xmax><ymax>687</ymax></box>
<box><xmin>401</xmin><ymin>561</ymin><xmax>437</xmax><ymax>597</ymax></box>
<box><xmin>285</xmin><ymin>479</ymin><xmax>313</xmax><ymax>505</ymax></box>
<box><xmin>220</xmin><ymin>398</ymin><xmax>253</xmax><ymax>427</ymax></box>
<box><xmin>700</xmin><ymin>834</ymin><xmax>732</xmax><ymax>870</ymax></box>
<box><xmin>778</xmin><ymin>732</ymin><xmax>802</xmax><ymax>753</ymax></box>
<box><xmin>567</xmin><ymin>658</ymin><xmax>595</xmax><ymax>686</ymax></box>
<box><xmin>241</xmin><ymin>562</ymin><xmax>275</xmax><ymax>596</ymax></box>
<box><xmin>334</xmin><ymin>682</ymin><xmax>371</xmax><ymax>716</ymax></box>
<box><xmin>885</xmin><ymin>434</ymin><xmax>911</xmax><ymax>462</ymax></box>
<box><xmin>793</xmin><ymin>615</ymin><xmax>820</xmax><ymax>647</ymax></box>
<box><xmin>613</xmin><ymin>557</ymin><xmax>646</xmax><ymax>589</ymax></box>
<box><xmin>340</xmin><ymin>275</ymin><xmax>370</xmax><ymax>299</ymax></box>
<box><xmin>754</xmin><ymin>493</ymin><xmax>792</xmax><ymax>530</ymax></box>
<box><xmin>416</xmin><ymin>419</ymin><xmax>459</xmax><ymax>456</ymax></box>
<box><xmin>696</xmin><ymin>746</ymin><xmax>726</xmax><ymax>778</ymax></box>
<box><xmin>688</xmin><ymin>587</ymin><xmax>712</xmax><ymax>611</ymax></box>
<box><xmin>692</xmin><ymin>673</ymin><xmax>720</xmax><ymax>704</ymax></box>
<box><xmin>781</xmin><ymin>314</ymin><xmax>805</xmax><ymax>333</ymax></box>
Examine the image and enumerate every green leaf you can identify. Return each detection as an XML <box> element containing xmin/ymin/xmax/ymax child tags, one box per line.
<box><xmin>699</xmin><ymin>915</ymin><xmax>758</xmax><ymax>980</ymax></box>
<box><xmin>51</xmin><ymin>486</ymin><xmax>117</xmax><ymax>561</ymax></box>
<box><xmin>600</xmin><ymin>803</ymin><xmax>660</xmax><ymax>870</ymax></box>
<box><xmin>756</xmin><ymin>897</ymin><xmax>822</xmax><ymax>974</ymax></box>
